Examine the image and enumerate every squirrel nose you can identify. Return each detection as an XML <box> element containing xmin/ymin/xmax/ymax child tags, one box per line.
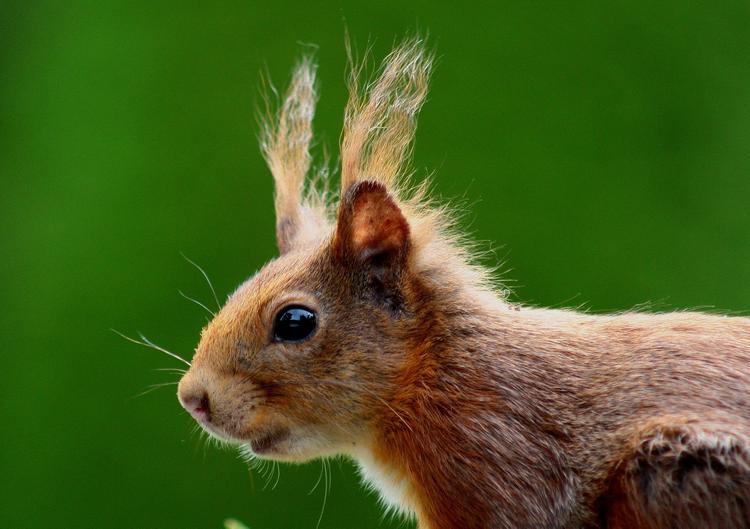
<box><xmin>179</xmin><ymin>387</ymin><xmax>211</xmax><ymax>422</ymax></box>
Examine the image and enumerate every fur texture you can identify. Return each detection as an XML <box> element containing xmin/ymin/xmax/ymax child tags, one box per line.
<box><xmin>178</xmin><ymin>38</ymin><xmax>750</xmax><ymax>529</ymax></box>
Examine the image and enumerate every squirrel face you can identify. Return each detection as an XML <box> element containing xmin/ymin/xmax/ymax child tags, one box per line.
<box><xmin>178</xmin><ymin>41</ymin><xmax>439</xmax><ymax>462</ymax></box>
<box><xmin>178</xmin><ymin>180</ymin><xmax>419</xmax><ymax>461</ymax></box>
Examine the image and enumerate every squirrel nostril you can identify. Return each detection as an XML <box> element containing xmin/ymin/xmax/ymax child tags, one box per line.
<box><xmin>181</xmin><ymin>392</ymin><xmax>211</xmax><ymax>421</ymax></box>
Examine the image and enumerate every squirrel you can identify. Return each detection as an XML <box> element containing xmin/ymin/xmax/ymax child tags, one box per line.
<box><xmin>177</xmin><ymin>38</ymin><xmax>750</xmax><ymax>529</ymax></box>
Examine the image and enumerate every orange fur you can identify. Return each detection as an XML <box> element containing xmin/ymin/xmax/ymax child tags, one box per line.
<box><xmin>178</xmin><ymin>38</ymin><xmax>750</xmax><ymax>528</ymax></box>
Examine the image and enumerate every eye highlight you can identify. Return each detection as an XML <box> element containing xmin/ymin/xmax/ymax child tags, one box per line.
<box><xmin>273</xmin><ymin>305</ymin><xmax>317</xmax><ymax>342</ymax></box>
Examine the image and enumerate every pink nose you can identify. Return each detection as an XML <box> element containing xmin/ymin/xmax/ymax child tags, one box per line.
<box><xmin>179</xmin><ymin>390</ymin><xmax>211</xmax><ymax>422</ymax></box>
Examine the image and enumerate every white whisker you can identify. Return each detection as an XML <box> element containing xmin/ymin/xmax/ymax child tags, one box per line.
<box><xmin>153</xmin><ymin>367</ymin><xmax>188</xmax><ymax>376</ymax></box>
<box><xmin>315</xmin><ymin>457</ymin><xmax>330</xmax><ymax>529</ymax></box>
<box><xmin>113</xmin><ymin>328</ymin><xmax>192</xmax><ymax>367</ymax></box>
<box><xmin>178</xmin><ymin>289</ymin><xmax>216</xmax><ymax>317</ymax></box>
<box><xmin>131</xmin><ymin>381</ymin><xmax>178</xmax><ymax>399</ymax></box>
<box><xmin>272</xmin><ymin>460</ymin><xmax>281</xmax><ymax>490</ymax></box>
<box><xmin>310</xmin><ymin>459</ymin><xmax>325</xmax><ymax>494</ymax></box>
<box><xmin>180</xmin><ymin>252</ymin><xmax>221</xmax><ymax>311</ymax></box>
<box><xmin>112</xmin><ymin>328</ymin><xmax>192</xmax><ymax>367</ymax></box>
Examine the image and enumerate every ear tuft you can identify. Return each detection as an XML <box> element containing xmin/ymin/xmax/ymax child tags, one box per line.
<box><xmin>261</xmin><ymin>56</ymin><xmax>329</xmax><ymax>254</ymax></box>
<box><xmin>335</xmin><ymin>181</ymin><xmax>410</xmax><ymax>267</ymax></box>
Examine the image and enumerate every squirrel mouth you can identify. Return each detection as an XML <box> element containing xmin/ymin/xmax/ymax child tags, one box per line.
<box><xmin>249</xmin><ymin>428</ymin><xmax>291</xmax><ymax>454</ymax></box>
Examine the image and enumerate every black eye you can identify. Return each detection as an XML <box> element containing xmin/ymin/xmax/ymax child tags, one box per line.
<box><xmin>273</xmin><ymin>305</ymin><xmax>317</xmax><ymax>342</ymax></box>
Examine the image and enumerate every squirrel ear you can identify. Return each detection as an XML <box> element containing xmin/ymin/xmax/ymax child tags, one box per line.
<box><xmin>334</xmin><ymin>180</ymin><xmax>410</xmax><ymax>277</ymax></box>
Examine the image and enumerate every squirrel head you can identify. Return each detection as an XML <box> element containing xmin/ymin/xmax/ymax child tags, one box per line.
<box><xmin>178</xmin><ymin>39</ymin><xmax>491</xmax><ymax>461</ymax></box>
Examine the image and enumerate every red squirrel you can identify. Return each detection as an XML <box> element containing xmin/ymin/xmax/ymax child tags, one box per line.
<box><xmin>177</xmin><ymin>39</ymin><xmax>750</xmax><ymax>529</ymax></box>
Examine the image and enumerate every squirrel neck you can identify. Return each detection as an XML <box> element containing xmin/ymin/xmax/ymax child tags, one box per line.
<box><xmin>353</xmin><ymin>277</ymin><xmax>584</xmax><ymax>529</ymax></box>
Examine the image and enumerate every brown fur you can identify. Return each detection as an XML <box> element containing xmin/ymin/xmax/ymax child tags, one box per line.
<box><xmin>178</xmin><ymin>38</ymin><xmax>750</xmax><ymax>528</ymax></box>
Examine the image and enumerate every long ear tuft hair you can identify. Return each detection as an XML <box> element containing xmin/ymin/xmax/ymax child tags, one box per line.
<box><xmin>338</xmin><ymin>37</ymin><xmax>503</xmax><ymax>297</ymax></box>
<box><xmin>341</xmin><ymin>37</ymin><xmax>433</xmax><ymax>195</ymax></box>
<box><xmin>260</xmin><ymin>55</ymin><xmax>330</xmax><ymax>253</ymax></box>
<box><xmin>259</xmin><ymin>38</ymin><xmax>504</xmax><ymax>297</ymax></box>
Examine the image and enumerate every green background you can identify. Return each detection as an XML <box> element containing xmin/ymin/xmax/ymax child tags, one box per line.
<box><xmin>2</xmin><ymin>1</ymin><xmax>750</xmax><ymax>528</ymax></box>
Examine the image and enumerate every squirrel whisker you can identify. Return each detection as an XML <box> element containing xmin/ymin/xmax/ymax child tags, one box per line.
<box><xmin>153</xmin><ymin>367</ymin><xmax>188</xmax><ymax>376</ymax></box>
<box><xmin>131</xmin><ymin>381</ymin><xmax>179</xmax><ymax>400</ymax></box>
<box><xmin>112</xmin><ymin>329</ymin><xmax>192</xmax><ymax>367</ymax></box>
<box><xmin>315</xmin><ymin>457</ymin><xmax>330</xmax><ymax>529</ymax></box>
<box><xmin>178</xmin><ymin>289</ymin><xmax>216</xmax><ymax>318</ymax></box>
<box><xmin>180</xmin><ymin>252</ymin><xmax>221</xmax><ymax>311</ymax></box>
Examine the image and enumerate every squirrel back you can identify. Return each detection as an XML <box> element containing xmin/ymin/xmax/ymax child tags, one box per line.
<box><xmin>178</xmin><ymin>38</ymin><xmax>750</xmax><ymax>529</ymax></box>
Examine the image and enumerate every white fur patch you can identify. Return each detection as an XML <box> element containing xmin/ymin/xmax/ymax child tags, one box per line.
<box><xmin>351</xmin><ymin>447</ymin><xmax>416</xmax><ymax>518</ymax></box>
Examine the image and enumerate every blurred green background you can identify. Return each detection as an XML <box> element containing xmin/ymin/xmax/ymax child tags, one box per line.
<box><xmin>2</xmin><ymin>1</ymin><xmax>750</xmax><ymax>528</ymax></box>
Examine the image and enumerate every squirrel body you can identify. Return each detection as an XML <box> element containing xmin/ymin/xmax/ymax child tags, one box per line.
<box><xmin>178</xmin><ymin>39</ymin><xmax>750</xmax><ymax>529</ymax></box>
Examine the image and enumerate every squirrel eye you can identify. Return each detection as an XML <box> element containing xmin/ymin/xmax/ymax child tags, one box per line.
<box><xmin>273</xmin><ymin>305</ymin><xmax>317</xmax><ymax>342</ymax></box>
